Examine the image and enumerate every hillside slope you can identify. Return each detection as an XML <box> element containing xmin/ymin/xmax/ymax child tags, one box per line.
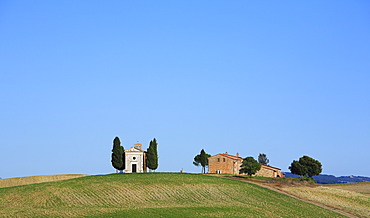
<box><xmin>329</xmin><ymin>181</ymin><xmax>370</xmax><ymax>194</ymax></box>
<box><xmin>0</xmin><ymin>173</ymin><xmax>346</xmax><ymax>217</ymax></box>
<box><xmin>282</xmin><ymin>182</ymin><xmax>370</xmax><ymax>217</ymax></box>
<box><xmin>0</xmin><ymin>174</ymin><xmax>89</xmax><ymax>188</ymax></box>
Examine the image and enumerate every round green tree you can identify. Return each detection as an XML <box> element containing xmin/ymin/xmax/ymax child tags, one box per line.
<box><xmin>289</xmin><ymin>155</ymin><xmax>322</xmax><ymax>177</ymax></box>
<box><xmin>239</xmin><ymin>156</ymin><xmax>261</xmax><ymax>177</ymax></box>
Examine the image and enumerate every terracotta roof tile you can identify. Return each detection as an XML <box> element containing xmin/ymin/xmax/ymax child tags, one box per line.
<box><xmin>217</xmin><ymin>153</ymin><xmax>243</xmax><ymax>160</ymax></box>
<box><xmin>261</xmin><ymin>165</ymin><xmax>281</xmax><ymax>171</ymax></box>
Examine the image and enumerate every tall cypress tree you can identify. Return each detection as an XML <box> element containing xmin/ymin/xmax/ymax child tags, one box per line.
<box><xmin>152</xmin><ymin>138</ymin><xmax>158</xmax><ymax>171</ymax></box>
<box><xmin>146</xmin><ymin>140</ymin><xmax>154</xmax><ymax>172</ymax></box>
<box><xmin>111</xmin><ymin>137</ymin><xmax>124</xmax><ymax>173</ymax></box>
<box><xmin>146</xmin><ymin>138</ymin><xmax>158</xmax><ymax>172</ymax></box>
<box><xmin>258</xmin><ymin>153</ymin><xmax>269</xmax><ymax>165</ymax></box>
<box><xmin>200</xmin><ymin>149</ymin><xmax>207</xmax><ymax>172</ymax></box>
<box><xmin>118</xmin><ymin>142</ymin><xmax>125</xmax><ymax>171</ymax></box>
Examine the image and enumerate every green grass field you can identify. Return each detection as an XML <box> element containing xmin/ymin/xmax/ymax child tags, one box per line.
<box><xmin>0</xmin><ymin>173</ymin><xmax>346</xmax><ymax>217</ymax></box>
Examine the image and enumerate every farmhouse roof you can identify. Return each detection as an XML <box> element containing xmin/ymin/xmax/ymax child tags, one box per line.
<box><xmin>217</xmin><ymin>153</ymin><xmax>243</xmax><ymax>160</ymax></box>
<box><xmin>261</xmin><ymin>164</ymin><xmax>281</xmax><ymax>171</ymax></box>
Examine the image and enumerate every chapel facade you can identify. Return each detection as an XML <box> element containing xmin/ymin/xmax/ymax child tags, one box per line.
<box><xmin>124</xmin><ymin>143</ymin><xmax>147</xmax><ymax>173</ymax></box>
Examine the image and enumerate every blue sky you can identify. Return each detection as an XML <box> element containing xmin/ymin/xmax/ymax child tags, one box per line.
<box><xmin>1</xmin><ymin>1</ymin><xmax>370</xmax><ymax>179</ymax></box>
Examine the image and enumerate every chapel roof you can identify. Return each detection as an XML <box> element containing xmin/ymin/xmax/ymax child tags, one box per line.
<box><xmin>125</xmin><ymin>146</ymin><xmax>145</xmax><ymax>152</ymax></box>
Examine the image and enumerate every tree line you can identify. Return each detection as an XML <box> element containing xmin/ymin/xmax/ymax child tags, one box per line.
<box><xmin>111</xmin><ymin>136</ymin><xmax>158</xmax><ymax>172</ymax></box>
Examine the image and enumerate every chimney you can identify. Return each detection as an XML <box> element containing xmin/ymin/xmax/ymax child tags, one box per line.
<box><xmin>236</xmin><ymin>153</ymin><xmax>239</xmax><ymax>157</ymax></box>
<box><xmin>225</xmin><ymin>152</ymin><xmax>228</xmax><ymax>154</ymax></box>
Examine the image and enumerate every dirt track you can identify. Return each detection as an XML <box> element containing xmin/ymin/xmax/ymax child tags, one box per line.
<box><xmin>209</xmin><ymin>175</ymin><xmax>360</xmax><ymax>218</ymax></box>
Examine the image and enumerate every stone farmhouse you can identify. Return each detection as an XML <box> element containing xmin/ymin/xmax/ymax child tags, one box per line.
<box><xmin>208</xmin><ymin>152</ymin><xmax>243</xmax><ymax>175</ymax></box>
<box><xmin>125</xmin><ymin>143</ymin><xmax>147</xmax><ymax>173</ymax></box>
<box><xmin>208</xmin><ymin>152</ymin><xmax>284</xmax><ymax>177</ymax></box>
<box><xmin>255</xmin><ymin>164</ymin><xmax>284</xmax><ymax>177</ymax></box>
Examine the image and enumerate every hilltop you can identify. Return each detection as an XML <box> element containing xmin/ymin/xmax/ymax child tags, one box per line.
<box><xmin>0</xmin><ymin>173</ymin><xmax>346</xmax><ymax>217</ymax></box>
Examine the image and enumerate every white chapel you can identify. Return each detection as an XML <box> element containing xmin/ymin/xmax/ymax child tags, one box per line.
<box><xmin>124</xmin><ymin>143</ymin><xmax>147</xmax><ymax>173</ymax></box>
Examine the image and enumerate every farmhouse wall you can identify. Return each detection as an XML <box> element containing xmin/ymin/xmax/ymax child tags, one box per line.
<box><xmin>254</xmin><ymin>165</ymin><xmax>284</xmax><ymax>177</ymax></box>
<box><xmin>208</xmin><ymin>153</ymin><xmax>242</xmax><ymax>174</ymax></box>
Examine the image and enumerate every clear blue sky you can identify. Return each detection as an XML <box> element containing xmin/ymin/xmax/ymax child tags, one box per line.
<box><xmin>1</xmin><ymin>1</ymin><xmax>369</xmax><ymax>179</ymax></box>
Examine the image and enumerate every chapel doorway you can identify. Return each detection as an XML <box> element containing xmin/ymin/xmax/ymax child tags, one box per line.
<box><xmin>132</xmin><ymin>164</ymin><xmax>137</xmax><ymax>173</ymax></box>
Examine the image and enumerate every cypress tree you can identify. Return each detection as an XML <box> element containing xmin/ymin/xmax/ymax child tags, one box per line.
<box><xmin>111</xmin><ymin>137</ymin><xmax>124</xmax><ymax>173</ymax></box>
<box><xmin>118</xmin><ymin>143</ymin><xmax>125</xmax><ymax>171</ymax></box>
<box><xmin>152</xmin><ymin>138</ymin><xmax>158</xmax><ymax>171</ymax></box>
<box><xmin>146</xmin><ymin>140</ymin><xmax>154</xmax><ymax>172</ymax></box>
<box><xmin>258</xmin><ymin>153</ymin><xmax>269</xmax><ymax>165</ymax></box>
<box><xmin>193</xmin><ymin>149</ymin><xmax>211</xmax><ymax>173</ymax></box>
<box><xmin>146</xmin><ymin>138</ymin><xmax>158</xmax><ymax>172</ymax></box>
<box><xmin>200</xmin><ymin>149</ymin><xmax>207</xmax><ymax>172</ymax></box>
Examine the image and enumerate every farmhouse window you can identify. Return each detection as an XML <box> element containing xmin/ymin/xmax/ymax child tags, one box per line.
<box><xmin>218</xmin><ymin>158</ymin><xmax>220</xmax><ymax>162</ymax></box>
<box><xmin>223</xmin><ymin>158</ymin><xmax>225</xmax><ymax>162</ymax></box>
